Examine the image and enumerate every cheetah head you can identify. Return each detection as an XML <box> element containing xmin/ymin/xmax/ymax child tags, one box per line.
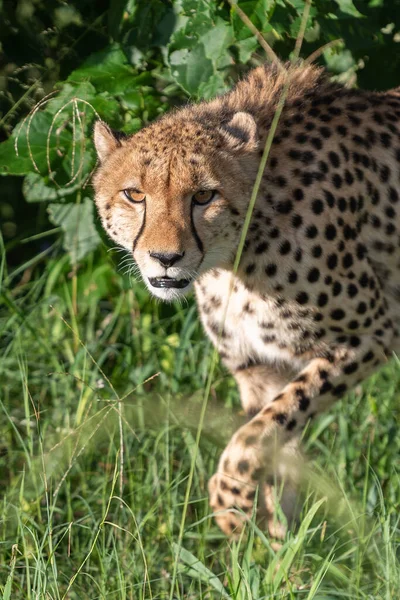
<box><xmin>93</xmin><ymin>110</ymin><xmax>259</xmax><ymax>301</ymax></box>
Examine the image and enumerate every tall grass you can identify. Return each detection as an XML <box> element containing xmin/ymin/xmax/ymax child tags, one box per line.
<box><xmin>1</xmin><ymin>243</ymin><xmax>400</xmax><ymax>598</ymax></box>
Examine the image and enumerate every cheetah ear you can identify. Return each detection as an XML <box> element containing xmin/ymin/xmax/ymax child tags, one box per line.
<box><xmin>94</xmin><ymin>121</ymin><xmax>126</xmax><ymax>162</ymax></box>
<box><xmin>219</xmin><ymin>112</ymin><xmax>259</xmax><ymax>153</ymax></box>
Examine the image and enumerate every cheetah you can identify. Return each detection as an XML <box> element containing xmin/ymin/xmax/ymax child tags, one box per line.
<box><xmin>93</xmin><ymin>62</ymin><xmax>400</xmax><ymax>537</ymax></box>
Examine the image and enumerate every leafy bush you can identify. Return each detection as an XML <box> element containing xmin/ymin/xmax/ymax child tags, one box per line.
<box><xmin>2</xmin><ymin>0</ymin><xmax>400</xmax><ymax>265</ymax></box>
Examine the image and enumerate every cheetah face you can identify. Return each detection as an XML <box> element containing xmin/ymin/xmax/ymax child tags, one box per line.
<box><xmin>93</xmin><ymin>112</ymin><xmax>259</xmax><ymax>301</ymax></box>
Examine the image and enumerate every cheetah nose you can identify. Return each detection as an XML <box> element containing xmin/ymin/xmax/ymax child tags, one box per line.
<box><xmin>149</xmin><ymin>251</ymin><xmax>185</xmax><ymax>268</ymax></box>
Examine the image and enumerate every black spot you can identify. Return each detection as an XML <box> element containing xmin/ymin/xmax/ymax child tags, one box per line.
<box><xmin>385</xmin><ymin>206</ymin><xmax>396</xmax><ymax>219</ymax></box>
<box><xmin>296</xmin><ymin>389</ymin><xmax>310</xmax><ymax>411</ymax></box>
<box><xmin>293</xmin><ymin>188</ymin><xmax>304</xmax><ymax>201</ymax></box>
<box><xmin>262</xmin><ymin>335</ymin><xmax>276</xmax><ymax>344</ymax></box>
<box><xmin>292</xmin><ymin>214</ymin><xmax>303</xmax><ymax>228</ymax></box>
<box><xmin>265</xmin><ymin>263</ymin><xmax>277</xmax><ymax>277</ymax></box>
<box><xmin>276</xmin><ymin>200</ymin><xmax>293</xmax><ymax>214</ymax></box>
<box><xmin>311</xmin><ymin>199</ymin><xmax>324</xmax><ymax>215</ymax></box>
<box><xmin>296</xmin><ymin>291</ymin><xmax>309</xmax><ymax>305</ymax></box>
<box><xmin>328</xmin><ymin>151</ymin><xmax>340</xmax><ymax>168</ymax></box>
<box><xmin>357</xmin><ymin>302</ymin><xmax>367</xmax><ymax>314</ymax></box>
<box><xmin>312</xmin><ymin>245</ymin><xmax>323</xmax><ymax>258</ymax></box>
<box><xmin>295</xmin><ymin>373</ymin><xmax>309</xmax><ymax>383</ymax></box>
<box><xmin>327</xmin><ymin>254</ymin><xmax>338</xmax><ymax>270</ymax></box>
<box><xmin>324</xmin><ymin>190</ymin><xmax>335</xmax><ymax>207</ymax></box>
<box><xmin>349</xmin><ymin>114</ymin><xmax>361</xmax><ymax>126</ymax></box>
<box><xmin>270</xmin><ymin>157</ymin><xmax>278</xmax><ymax>169</ymax></box>
<box><xmin>320</xmin><ymin>381</ymin><xmax>333</xmax><ymax>394</ymax></box>
<box><xmin>288</xmin><ymin>270</ymin><xmax>298</xmax><ymax>284</ymax></box>
<box><xmin>331</xmin><ymin>309</ymin><xmax>345</xmax><ymax>320</ymax></box>
<box><xmin>237</xmin><ymin>460</ymin><xmax>250</xmax><ymax>474</ymax></box>
<box><xmin>296</xmin><ymin>133</ymin><xmax>308</xmax><ymax>144</ymax></box>
<box><xmin>273</xmin><ymin>413</ymin><xmax>287</xmax><ymax>425</ymax></box>
<box><xmin>333</xmin><ymin>383</ymin><xmax>347</xmax><ymax>397</ymax></box>
<box><xmin>340</xmin><ymin>143</ymin><xmax>350</xmax><ymax>160</ymax></box>
<box><xmin>325</xmin><ymin>224</ymin><xmax>337</xmax><ymax>240</ymax></box>
<box><xmin>319</xmin><ymin>160</ymin><xmax>329</xmax><ymax>173</ymax></box>
<box><xmin>306</xmin><ymin>225</ymin><xmax>318</xmax><ymax>239</ymax></box>
<box><xmin>286</xmin><ymin>419</ymin><xmax>297</xmax><ymax>431</ymax></box>
<box><xmin>302</xmin><ymin>172</ymin><xmax>315</xmax><ymax>186</ymax></box>
<box><xmin>344</xmin><ymin>362</ymin><xmax>358</xmax><ymax>375</ymax></box>
<box><xmin>294</xmin><ymin>248</ymin><xmax>303</xmax><ymax>262</ymax></box>
<box><xmin>308</xmin><ymin>268</ymin><xmax>320</xmax><ymax>283</ymax></box>
<box><xmin>269</xmin><ymin>227</ymin><xmax>280</xmax><ymax>238</ymax></box>
<box><xmin>332</xmin><ymin>173</ymin><xmax>343</xmax><ymax>189</ymax></box>
<box><xmin>320</xmin><ymin>127</ymin><xmax>332</xmax><ymax>138</ymax></box>
<box><xmin>362</xmin><ymin>350</ymin><xmax>374</xmax><ymax>363</ymax></box>
<box><xmin>347</xmin><ymin>284</ymin><xmax>358</xmax><ymax>298</ymax></box>
<box><xmin>356</xmin><ymin>243</ymin><xmax>367</xmax><ymax>260</ymax></box>
<box><xmin>246</xmin><ymin>263</ymin><xmax>256</xmax><ymax>275</ymax></box>
<box><xmin>342</xmin><ymin>253</ymin><xmax>354</xmax><ymax>269</ymax></box>
<box><xmin>380</xmin><ymin>132</ymin><xmax>392</xmax><ymax>147</ymax></box>
<box><xmin>305</xmin><ymin>121</ymin><xmax>316</xmax><ymax>130</ymax></box>
<box><xmin>380</xmin><ymin>165</ymin><xmax>390</xmax><ymax>183</ymax></box>
<box><xmin>345</xmin><ymin>170</ymin><xmax>354</xmax><ymax>185</ymax></box>
<box><xmin>332</xmin><ymin>281</ymin><xmax>342</xmax><ymax>296</ymax></box>
<box><xmin>231</xmin><ymin>486</ymin><xmax>241</xmax><ymax>495</ymax></box>
<box><xmin>311</xmin><ymin>137</ymin><xmax>323</xmax><ymax>150</ymax></box>
<box><xmin>279</xmin><ymin>240</ymin><xmax>291</xmax><ymax>255</ymax></box>
<box><xmin>276</xmin><ymin>176</ymin><xmax>287</xmax><ymax>188</ymax></box>
<box><xmin>388</xmin><ymin>187</ymin><xmax>398</xmax><ymax>203</ymax></box>
<box><xmin>350</xmin><ymin>336</ymin><xmax>361</xmax><ymax>347</ymax></box>
<box><xmin>318</xmin><ymin>293</ymin><xmax>328</xmax><ymax>307</ymax></box>
<box><xmin>255</xmin><ymin>241</ymin><xmax>269</xmax><ymax>254</ymax></box>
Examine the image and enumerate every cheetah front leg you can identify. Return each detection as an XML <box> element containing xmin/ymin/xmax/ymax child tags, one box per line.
<box><xmin>209</xmin><ymin>339</ymin><xmax>388</xmax><ymax>537</ymax></box>
<box><xmin>217</xmin><ymin>362</ymin><xmax>301</xmax><ymax>539</ymax></box>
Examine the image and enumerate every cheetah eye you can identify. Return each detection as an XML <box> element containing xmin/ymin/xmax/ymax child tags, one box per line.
<box><xmin>192</xmin><ymin>190</ymin><xmax>216</xmax><ymax>205</ymax></box>
<box><xmin>123</xmin><ymin>188</ymin><xmax>146</xmax><ymax>203</ymax></box>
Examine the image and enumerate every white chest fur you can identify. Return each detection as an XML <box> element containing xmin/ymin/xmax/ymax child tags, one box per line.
<box><xmin>195</xmin><ymin>269</ymin><xmax>309</xmax><ymax>372</ymax></box>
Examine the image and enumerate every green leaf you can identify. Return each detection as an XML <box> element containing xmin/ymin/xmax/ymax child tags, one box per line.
<box><xmin>169</xmin><ymin>44</ymin><xmax>214</xmax><ymax>97</ymax></box>
<box><xmin>168</xmin><ymin>2</ymin><xmax>234</xmax><ymax>98</ymax></box>
<box><xmin>67</xmin><ymin>44</ymin><xmax>136</xmax><ymax>94</ymax></box>
<box><xmin>47</xmin><ymin>198</ymin><xmax>101</xmax><ymax>264</ymax></box>
<box><xmin>334</xmin><ymin>0</ymin><xmax>364</xmax><ymax>17</ymax></box>
<box><xmin>0</xmin><ymin>112</ymin><xmax>71</xmax><ymax>176</ymax></box>
<box><xmin>0</xmin><ymin>80</ymin><xmax>101</xmax><ymax>178</ymax></box>
<box><xmin>201</xmin><ymin>18</ymin><xmax>234</xmax><ymax>65</ymax></box>
<box><xmin>22</xmin><ymin>173</ymin><xmax>82</xmax><ymax>203</ymax></box>
<box><xmin>174</xmin><ymin>543</ymin><xmax>231</xmax><ymax>598</ymax></box>
<box><xmin>235</xmin><ymin>36</ymin><xmax>259</xmax><ymax>62</ymax></box>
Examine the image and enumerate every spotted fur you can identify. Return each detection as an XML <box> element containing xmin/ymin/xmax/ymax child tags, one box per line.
<box><xmin>93</xmin><ymin>62</ymin><xmax>400</xmax><ymax>537</ymax></box>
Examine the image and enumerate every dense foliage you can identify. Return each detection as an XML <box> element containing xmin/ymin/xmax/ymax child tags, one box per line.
<box><xmin>2</xmin><ymin>0</ymin><xmax>400</xmax><ymax>265</ymax></box>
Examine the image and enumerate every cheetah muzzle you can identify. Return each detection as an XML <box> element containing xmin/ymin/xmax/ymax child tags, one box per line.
<box><xmin>93</xmin><ymin>61</ymin><xmax>400</xmax><ymax>538</ymax></box>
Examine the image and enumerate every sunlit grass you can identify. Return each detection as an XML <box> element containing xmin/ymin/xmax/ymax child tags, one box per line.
<box><xmin>1</xmin><ymin>243</ymin><xmax>399</xmax><ymax>599</ymax></box>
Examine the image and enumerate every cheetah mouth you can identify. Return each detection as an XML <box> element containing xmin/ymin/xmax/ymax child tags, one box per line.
<box><xmin>148</xmin><ymin>276</ymin><xmax>192</xmax><ymax>289</ymax></box>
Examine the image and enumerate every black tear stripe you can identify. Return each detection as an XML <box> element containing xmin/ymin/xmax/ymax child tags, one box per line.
<box><xmin>190</xmin><ymin>202</ymin><xmax>204</xmax><ymax>253</ymax></box>
<box><xmin>132</xmin><ymin>203</ymin><xmax>146</xmax><ymax>252</ymax></box>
